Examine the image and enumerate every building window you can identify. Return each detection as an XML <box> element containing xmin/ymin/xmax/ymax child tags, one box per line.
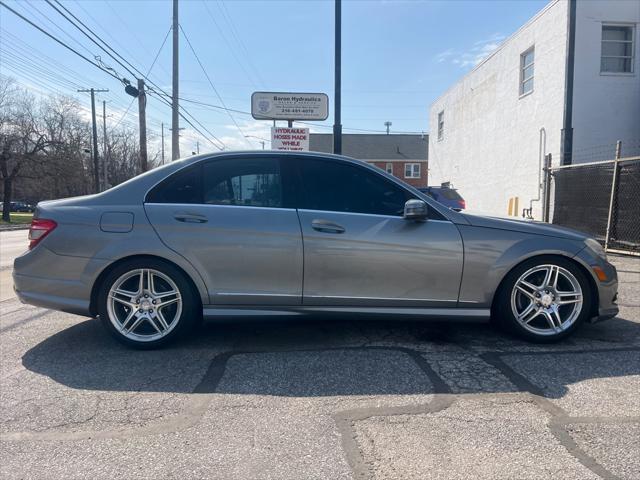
<box><xmin>520</xmin><ymin>47</ymin><xmax>534</xmax><ymax>96</ymax></box>
<box><xmin>404</xmin><ymin>163</ymin><xmax>421</xmax><ymax>179</ymax></box>
<box><xmin>437</xmin><ymin>111</ymin><xmax>444</xmax><ymax>141</ymax></box>
<box><xmin>385</xmin><ymin>163</ymin><xmax>393</xmax><ymax>174</ymax></box>
<box><xmin>601</xmin><ymin>24</ymin><xmax>635</xmax><ymax>73</ymax></box>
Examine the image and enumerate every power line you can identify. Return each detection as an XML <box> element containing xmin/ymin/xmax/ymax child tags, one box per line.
<box><xmin>217</xmin><ymin>0</ymin><xmax>265</xmax><ymax>87</ymax></box>
<box><xmin>73</xmin><ymin>0</ymin><xmax>172</xmax><ymax>81</ymax></box>
<box><xmin>0</xmin><ymin>29</ymin><xmax>109</xmax><ymax>90</ymax></box>
<box><xmin>104</xmin><ymin>0</ymin><xmax>172</xmax><ymax>80</ymax></box>
<box><xmin>45</xmin><ymin>2</ymin><xmax>223</xmax><ymax>149</ymax></box>
<box><xmin>0</xmin><ymin>34</ymin><xmax>163</xmax><ymax>133</ymax></box>
<box><xmin>45</xmin><ymin>0</ymin><xmax>141</xmax><ymax>81</ymax></box>
<box><xmin>0</xmin><ymin>0</ymin><xmax>123</xmax><ymax>82</ymax></box>
<box><xmin>201</xmin><ymin>0</ymin><xmax>259</xmax><ymax>89</ymax></box>
<box><xmin>19</xmin><ymin>0</ymin><xmax>96</xmax><ymax>58</ymax></box>
<box><xmin>179</xmin><ymin>24</ymin><xmax>252</xmax><ymax>148</ymax></box>
<box><xmin>45</xmin><ymin>0</ymin><xmax>179</xmax><ymax>115</ymax></box>
<box><xmin>111</xmin><ymin>25</ymin><xmax>172</xmax><ymax>132</ymax></box>
<box><xmin>3</xmin><ymin>2</ymin><xmax>222</xmax><ymax>151</ymax></box>
<box><xmin>178</xmin><ymin>97</ymin><xmax>427</xmax><ymax>135</ymax></box>
<box><xmin>146</xmin><ymin>89</ymin><xmax>225</xmax><ymax>151</ymax></box>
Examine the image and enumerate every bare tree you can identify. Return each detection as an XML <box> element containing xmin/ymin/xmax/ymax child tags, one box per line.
<box><xmin>0</xmin><ymin>77</ymin><xmax>162</xmax><ymax>219</ymax></box>
<box><xmin>0</xmin><ymin>79</ymin><xmax>51</xmax><ymax>221</ymax></box>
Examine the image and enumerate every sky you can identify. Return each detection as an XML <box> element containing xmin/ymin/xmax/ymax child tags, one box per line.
<box><xmin>0</xmin><ymin>0</ymin><xmax>549</xmax><ymax>156</ymax></box>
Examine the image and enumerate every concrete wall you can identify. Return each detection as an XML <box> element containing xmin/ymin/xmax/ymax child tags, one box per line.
<box><xmin>429</xmin><ymin>1</ymin><xmax>569</xmax><ymax>219</ymax></box>
<box><xmin>572</xmin><ymin>0</ymin><xmax>640</xmax><ymax>161</ymax></box>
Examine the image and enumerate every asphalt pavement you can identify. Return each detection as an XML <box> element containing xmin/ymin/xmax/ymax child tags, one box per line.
<box><xmin>0</xmin><ymin>229</ymin><xmax>638</xmax><ymax>479</ymax></box>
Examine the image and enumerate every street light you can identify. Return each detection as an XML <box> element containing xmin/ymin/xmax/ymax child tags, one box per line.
<box><xmin>245</xmin><ymin>135</ymin><xmax>269</xmax><ymax>150</ymax></box>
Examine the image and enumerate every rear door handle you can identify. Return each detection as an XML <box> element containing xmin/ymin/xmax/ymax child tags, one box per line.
<box><xmin>311</xmin><ymin>219</ymin><xmax>345</xmax><ymax>234</ymax></box>
<box><xmin>174</xmin><ymin>212</ymin><xmax>208</xmax><ymax>223</ymax></box>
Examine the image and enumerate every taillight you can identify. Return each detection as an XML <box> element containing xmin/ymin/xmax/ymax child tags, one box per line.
<box><xmin>459</xmin><ymin>200</ymin><xmax>466</xmax><ymax>209</ymax></box>
<box><xmin>28</xmin><ymin>219</ymin><xmax>57</xmax><ymax>250</ymax></box>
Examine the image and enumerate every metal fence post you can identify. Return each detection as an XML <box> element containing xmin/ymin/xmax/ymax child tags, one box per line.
<box><xmin>542</xmin><ymin>153</ymin><xmax>552</xmax><ymax>222</ymax></box>
<box><xmin>604</xmin><ymin>141</ymin><xmax>622</xmax><ymax>250</ymax></box>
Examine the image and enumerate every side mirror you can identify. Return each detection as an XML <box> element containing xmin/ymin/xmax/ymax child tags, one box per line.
<box><xmin>403</xmin><ymin>199</ymin><xmax>428</xmax><ymax>221</ymax></box>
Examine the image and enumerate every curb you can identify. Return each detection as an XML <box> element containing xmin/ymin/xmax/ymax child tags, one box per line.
<box><xmin>0</xmin><ymin>225</ymin><xmax>30</xmax><ymax>232</ymax></box>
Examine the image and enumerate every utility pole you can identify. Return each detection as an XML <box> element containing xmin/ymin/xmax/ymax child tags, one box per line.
<box><xmin>171</xmin><ymin>0</ymin><xmax>180</xmax><ymax>160</ymax></box>
<box><xmin>161</xmin><ymin>122</ymin><xmax>165</xmax><ymax>165</ymax></box>
<box><xmin>196</xmin><ymin>140</ymin><xmax>200</xmax><ymax>154</ymax></box>
<box><xmin>384</xmin><ymin>121</ymin><xmax>392</xmax><ymax>135</ymax></box>
<box><xmin>137</xmin><ymin>78</ymin><xmax>148</xmax><ymax>172</ymax></box>
<box><xmin>333</xmin><ymin>0</ymin><xmax>342</xmax><ymax>154</ymax></box>
<box><xmin>102</xmin><ymin>100</ymin><xmax>108</xmax><ymax>190</ymax></box>
<box><xmin>78</xmin><ymin>88</ymin><xmax>108</xmax><ymax>193</ymax></box>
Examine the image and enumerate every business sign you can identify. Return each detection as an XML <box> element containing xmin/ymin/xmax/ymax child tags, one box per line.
<box><xmin>271</xmin><ymin>127</ymin><xmax>309</xmax><ymax>151</ymax></box>
<box><xmin>252</xmin><ymin>92</ymin><xmax>329</xmax><ymax>121</ymax></box>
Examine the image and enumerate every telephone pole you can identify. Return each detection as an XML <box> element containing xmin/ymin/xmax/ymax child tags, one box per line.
<box><xmin>102</xmin><ymin>100</ymin><xmax>108</xmax><ymax>190</ymax></box>
<box><xmin>137</xmin><ymin>78</ymin><xmax>148</xmax><ymax>172</ymax></box>
<box><xmin>333</xmin><ymin>0</ymin><xmax>342</xmax><ymax>154</ymax></box>
<box><xmin>161</xmin><ymin>122</ymin><xmax>165</xmax><ymax>165</ymax></box>
<box><xmin>78</xmin><ymin>88</ymin><xmax>108</xmax><ymax>193</ymax></box>
<box><xmin>171</xmin><ymin>0</ymin><xmax>180</xmax><ymax>160</ymax></box>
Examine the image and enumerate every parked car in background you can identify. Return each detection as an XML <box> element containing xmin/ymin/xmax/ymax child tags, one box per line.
<box><xmin>0</xmin><ymin>201</ymin><xmax>35</xmax><ymax>213</ymax></box>
<box><xmin>419</xmin><ymin>184</ymin><xmax>466</xmax><ymax>211</ymax></box>
<box><xmin>14</xmin><ymin>152</ymin><xmax>617</xmax><ymax>348</ymax></box>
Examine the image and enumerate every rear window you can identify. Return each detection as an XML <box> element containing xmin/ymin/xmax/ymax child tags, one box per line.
<box><xmin>438</xmin><ymin>188</ymin><xmax>463</xmax><ymax>200</ymax></box>
<box><xmin>146</xmin><ymin>166</ymin><xmax>202</xmax><ymax>204</ymax></box>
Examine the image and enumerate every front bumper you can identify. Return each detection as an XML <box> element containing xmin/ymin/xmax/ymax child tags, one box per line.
<box><xmin>573</xmin><ymin>248</ymin><xmax>619</xmax><ymax>323</ymax></box>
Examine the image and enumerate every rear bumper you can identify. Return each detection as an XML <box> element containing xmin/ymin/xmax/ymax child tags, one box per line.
<box><xmin>13</xmin><ymin>275</ymin><xmax>91</xmax><ymax>316</ymax></box>
<box><xmin>13</xmin><ymin>246</ymin><xmax>108</xmax><ymax>317</ymax></box>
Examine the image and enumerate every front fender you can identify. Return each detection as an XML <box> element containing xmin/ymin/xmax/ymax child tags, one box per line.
<box><xmin>457</xmin><ymin>225</ymin><xmax>584</xmax><ymax>307</ymax></box>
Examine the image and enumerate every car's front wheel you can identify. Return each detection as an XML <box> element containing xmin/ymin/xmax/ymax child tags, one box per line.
<box><xmin>97</xmin><ymin>259</ymin><xmax>200</xmax><ymax>349</ymax></box>
<box><xmin>495</xmin><ymin>256</ymin><xmax>592</xmax><ymax>342</ymax></box>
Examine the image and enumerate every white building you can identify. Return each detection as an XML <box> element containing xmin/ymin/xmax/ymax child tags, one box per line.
<box><xmin>428</xmin><ymin>0</ymin><xmax>639</xmax><ymax>219</ymax></box>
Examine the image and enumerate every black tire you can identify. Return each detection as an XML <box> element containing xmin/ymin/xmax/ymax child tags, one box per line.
<box><xmin>493</xmin><ymin>255</ymin><xmax>593</xmax><ymax>343</ymax></box>
<box><xmin>97</xmin><ymin>258</ymin><xmax>201</xmax><ymax>349</ymax></box>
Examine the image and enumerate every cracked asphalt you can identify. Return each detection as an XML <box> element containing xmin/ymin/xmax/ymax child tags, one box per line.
<box><xmin>0</xmin><ymin>240</ymin><xmax>638</xmax><ymax>479</ymax></box>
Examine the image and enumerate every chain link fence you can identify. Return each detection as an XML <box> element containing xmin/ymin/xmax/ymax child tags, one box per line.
<box><xmin>549</xmin><ymin>141</ymin><xmax>640</xmax><ymax>255</ymax></box>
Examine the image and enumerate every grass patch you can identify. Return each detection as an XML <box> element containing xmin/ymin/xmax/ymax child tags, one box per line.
<box><xmin>0</xmin><ymin>212</ymin><xmax>33</xmax><ymax>224</ymax></box>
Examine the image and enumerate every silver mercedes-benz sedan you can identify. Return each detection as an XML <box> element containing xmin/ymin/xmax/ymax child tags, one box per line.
<box><xmin>13</xmin><ymin>152</ymin><xmax>618</xmax><ymax>348</ymax></box>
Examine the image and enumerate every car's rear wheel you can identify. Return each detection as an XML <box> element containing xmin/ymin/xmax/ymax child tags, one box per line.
<box><xmin>495</xmin><ymin>256</ymin><xmax>592</xmax><ymax>342</ymax></box>
<box><xmin>97</xmin><ymin>259</ymin><xmax>200</xmax><ymax>349</ymax></box>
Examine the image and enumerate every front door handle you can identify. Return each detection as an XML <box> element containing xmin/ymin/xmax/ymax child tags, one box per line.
<box><xmin>311</xmin><ymin>219</ymin><xmax>345</xmax><ymax>234</ymax></box>
<box><xmin>174</xmin><ymin>212</ymin><xmax>208</xmax><ymax>223</ymax></box>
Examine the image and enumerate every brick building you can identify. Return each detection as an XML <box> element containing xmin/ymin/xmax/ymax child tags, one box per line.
<box><xmin>309</xmin><ymin>133</ymin><xmax>429</xmax><ymax>188</ymax></box>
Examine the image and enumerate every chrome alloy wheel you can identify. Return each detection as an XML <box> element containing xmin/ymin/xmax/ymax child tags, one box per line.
<box><xmin>106</xmin><ymin>269</ymin><xmax>182</xmax><ymax>342</ymax></box>
<box><xmin>510</xmin><ymin>264</ymin><xmax>583</xmax><ymax>336</ymax></box>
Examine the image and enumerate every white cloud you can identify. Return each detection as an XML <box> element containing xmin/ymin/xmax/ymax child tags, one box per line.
<box><xmin>435</xmin><ymin>33</ymin><xmax>505</xmax><ymax>69</ymax></box>
<box><xmin>220</xmin><ymin>119</ymin><xmax>272</xmax><ymax>150</ymax></box>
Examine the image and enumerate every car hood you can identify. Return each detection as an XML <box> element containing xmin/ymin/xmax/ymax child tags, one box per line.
<box><xmin>461</xmin><ymin>213</ymin><xmax>590</xmax><ymax>241</ymax></box>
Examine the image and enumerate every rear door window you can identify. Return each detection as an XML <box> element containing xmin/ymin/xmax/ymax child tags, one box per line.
<box><xmin>202</xmin><ymin>157</ymin><xmax>283</xmax><ymax>208</ymax></box>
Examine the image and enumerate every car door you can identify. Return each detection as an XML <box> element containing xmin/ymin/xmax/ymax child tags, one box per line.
<box><xmin>144</xmin><ymin>155</ymin><xmax>303</xmax><ymax>305</ymax></box>
<box><xmin>295</xmin><ymin>157</ymin><xmax>464</xmax><ymax>307</ymax></box>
